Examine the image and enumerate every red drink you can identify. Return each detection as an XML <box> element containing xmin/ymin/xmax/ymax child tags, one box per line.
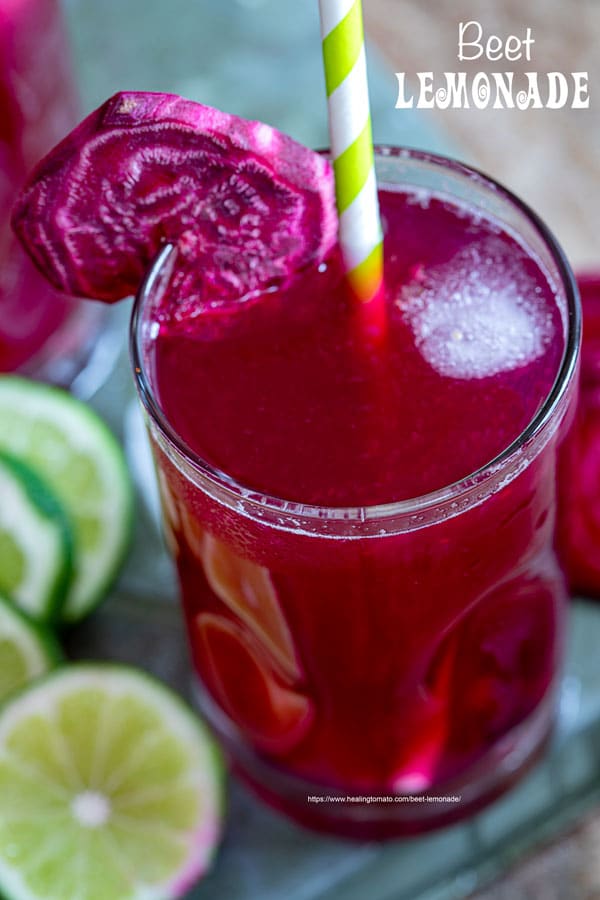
<box><xmin>134</xmin><ymin>150</ymin><xmax>579</xmax><ymax>837</ymax></box>
<box><xmin>0</xmin><ymin>0</ymin><xmax>96</xmax><ymax>376</ymax></box>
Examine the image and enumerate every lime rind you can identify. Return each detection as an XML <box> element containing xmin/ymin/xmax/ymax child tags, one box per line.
<box><xmin>0</xmin><ymin>593</ymin><xmax>62</xmax><ymax>703</ymax></box>
<box><xmin>0</xmin><ymin>664</ymin><xmax>225</xmax><ymax>900</ymax></box>
<box><xmin>0</xmin><ymin>377</ymin><xmax>134</xmax><ymax>622</ymax></box>
<box><xmin>0</xmin><ymin>451</ymin><xmax>73</xmax><ymax>622</ymax></box>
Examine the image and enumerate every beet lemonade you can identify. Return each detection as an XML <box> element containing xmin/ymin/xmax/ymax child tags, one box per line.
<box><xmin>135</xmin><ymin>150</ymin><xmax>578</xmax><ymax>837</ymax></box>
<box><xmin>11</xmin><ymin>91</ymin><xmax>578</xmax><ymax>836</ymax></box>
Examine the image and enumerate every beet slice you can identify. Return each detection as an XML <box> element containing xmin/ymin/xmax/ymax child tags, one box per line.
<box><xmin>12</xmin><ymin>91</ymin><xmax>337</xmax><ymax>306</ymax></box>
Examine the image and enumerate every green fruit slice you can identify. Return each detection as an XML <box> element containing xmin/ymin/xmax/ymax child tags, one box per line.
<box><xmin>0</xmin><ymin>594</ymin><xmax>61</xmax><ymax>702</ymax></box>
<box><xmin>0</xmin><ymin>377</ymin><xmax>133</xmax><ymax>622</ymax></box>
<box><xmin>0</xmin><ymin>452</ymin><xmax>73</xmax><ymax>622</ymax></box>
<box><xmin>0</xmin><ymin>664</ymin><xmax>225</xmax><ymax>900</ymax></box>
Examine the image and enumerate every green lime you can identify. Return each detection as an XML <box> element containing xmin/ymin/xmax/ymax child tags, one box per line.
<box><xmin>0</xmin><ymin>377</ymin><xmax>134</xmax><ymax>622</ymax></box>
<box><xmin>0</xmin><ymin>664</ymin><xmax>225</xmax><ymax>900</ymax></box>
<box><xmin>0</xmin><ymin>593</ymin><xmax>61</xmax><ymax>702</ymax></box>
<box><xmin>0</xmin><ymin>451</ymin><xmax>73</xmax><ymax>622</ymax></box>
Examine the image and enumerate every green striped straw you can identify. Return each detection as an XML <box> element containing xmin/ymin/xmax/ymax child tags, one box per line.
<box><xmin>319</xmin><ymin>0</ymin><xmax>384</xmax><ymax>306</ymax></box>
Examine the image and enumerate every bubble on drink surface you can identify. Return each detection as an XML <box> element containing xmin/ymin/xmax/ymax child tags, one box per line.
<box><xmin>397</xmin><ymin>238</ymin><xmax>555</xmax><ymax>379</ymax></box>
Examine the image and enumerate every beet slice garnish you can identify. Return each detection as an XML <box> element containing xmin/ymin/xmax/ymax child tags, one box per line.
<box><xmin>12</xmin><ymin>91</ymin><xmax>337</xmax><ymax>309</ymax></box>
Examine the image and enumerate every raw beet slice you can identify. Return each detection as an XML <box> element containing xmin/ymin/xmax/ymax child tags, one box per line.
<box><xmin>12</xmin><ymin>91</ymin><xmax>337</xmax><ymax>306</ymax></box>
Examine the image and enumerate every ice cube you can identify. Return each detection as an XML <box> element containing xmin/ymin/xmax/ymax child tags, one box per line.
<box><xmin>398</xmin><ymin>238</ymin><xmax>555</xmax><ymax>379</ymax></box>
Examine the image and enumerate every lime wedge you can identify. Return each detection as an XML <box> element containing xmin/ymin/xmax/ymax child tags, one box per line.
<box><xmin>0</xmin><ymin>664</ymin><xmax>225</xmax><ymax>900</ymax></box>
<box><xmin>0</xmin><ymin>377</ymin><xmax>133</xmax><ymax>622</ymax></box>
<box><xmin>0</xmin><ymin>594</ymin><xmax>61</xmax><ymax>702</ymax></box>
<box><xmin>0</xmin><ymin>452</ymin><xmax>73</xmax><ymax>622</ymax></box>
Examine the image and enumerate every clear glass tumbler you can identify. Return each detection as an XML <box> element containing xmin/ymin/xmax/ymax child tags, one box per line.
<box><xmin>132</xmin><ymin>149</ymin><xmax>580</xmax><ymax>838</ymax></box>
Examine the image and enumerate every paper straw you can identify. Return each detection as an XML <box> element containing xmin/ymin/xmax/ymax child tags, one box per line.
<box><xmin>319</xmin><ymin>0</ymin><xmax>384</xmax><ymax>305</ymax></box>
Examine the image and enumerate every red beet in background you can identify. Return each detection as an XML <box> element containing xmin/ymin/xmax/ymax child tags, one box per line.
<box><xmin>558</xmin><ymin>275</ymin><xmax>600</xmax><ymax>596</ymax></box>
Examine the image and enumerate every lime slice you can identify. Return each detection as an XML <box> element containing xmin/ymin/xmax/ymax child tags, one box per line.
<box><xmin>0</xmin><ymin>377</ymin><xmax>134</xmax><ymax>622</ymax></box>
<box><xmin>0</xmin><ymin>664</ymin><xmax>225</xmax><ymax>900</ymax></box>
<box><xmin>0</xmin><ymin>452</ymin><xmax>73</xmax><ymax>622</ymax></box>
<box><xmin>0</xmin><ymin>594</ymin><xmax>61</xmax><ymax>702</ymax></box>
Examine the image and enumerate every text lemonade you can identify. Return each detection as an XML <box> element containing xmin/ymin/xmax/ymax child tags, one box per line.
<box><xmin>395</xmin><ymin>20</ymin><xmax>589</xmax><ymax>110</ymax></box>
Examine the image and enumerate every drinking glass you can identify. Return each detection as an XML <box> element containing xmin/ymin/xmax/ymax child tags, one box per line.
<box><xmin>132</xmin><ymin>149</ymin><xmax>580</xmax><ymax>838</ymax></box>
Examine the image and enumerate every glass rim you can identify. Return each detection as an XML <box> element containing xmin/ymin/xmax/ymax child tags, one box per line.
<box><xmin>131</xmin><ymin>145</ymin><xmax>581</xmax><ymax>525</ymax></box>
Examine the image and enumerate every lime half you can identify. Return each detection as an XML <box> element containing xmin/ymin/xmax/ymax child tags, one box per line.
<box><xmin>0</xmin><ymin>594</ymin><xmax>61</xmax><ymax>702</ymax></box>
<box><xmin>0</xmin><ymin>664</ymin><xmax>225</xmax><ymax>900</ymax></box>
<box><xmin>0</xmin><ymin>377</ymin><xmax>133</xmax><ymax>622</ymax></box>
<box><xmin>0</xmin><ymin>452</ymin><xmax>73</xmax><ymax>622</ymax></box>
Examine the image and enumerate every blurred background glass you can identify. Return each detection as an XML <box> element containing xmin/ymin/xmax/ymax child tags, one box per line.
<box><xmin>0</xmin><ymin>0</ymin><xmax>106</xmax><ymax>386</ymax></box>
